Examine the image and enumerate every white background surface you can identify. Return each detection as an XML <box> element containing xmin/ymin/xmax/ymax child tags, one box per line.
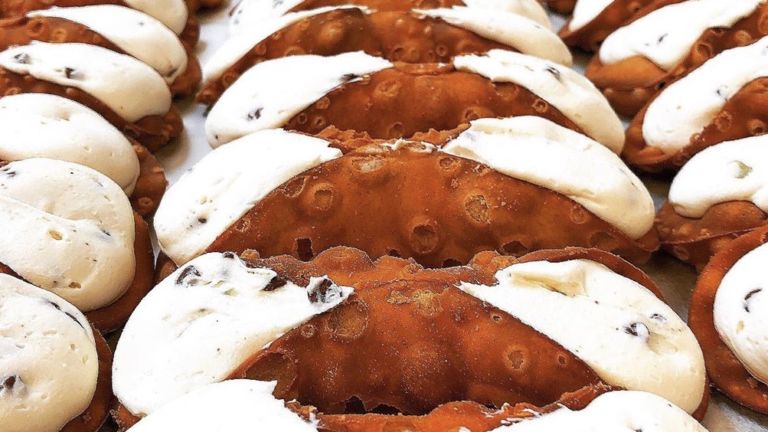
<box><xmin>145</xmin><ymin>3</ymin><xmax>768</xmax><ymax>431</ymax></box>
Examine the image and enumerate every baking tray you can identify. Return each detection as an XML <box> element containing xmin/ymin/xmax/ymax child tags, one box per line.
<box><xmin>102</xmin><ymin>4</ymin><xmax>768</xmax><ymax>431</ymax></box>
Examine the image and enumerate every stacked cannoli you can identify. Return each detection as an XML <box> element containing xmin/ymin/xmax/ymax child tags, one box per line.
<box><xmin>0</xmin><ymin>1</ymin><xmax>223</xmax><ymax>431</ymax></box>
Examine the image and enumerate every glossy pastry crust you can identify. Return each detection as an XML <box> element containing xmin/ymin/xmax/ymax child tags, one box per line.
<box><xmin>545</xmin><ymin>0</ymin><xmax>576</xmax><ymax>15</ymax></box>
<box><xmin>656</xmin><ymin>201</ymin><xmax>768</xmax><ymax>271</ymax></box>
<box><xmin>586</xmin><ymin>2</ymin><xmax>768</xmax><ymax>117</ymax></box>
<box><xmin>115</xmin><ymin>246</ymin><xmax>702</xmax><ymax>429</ymax></box>
<box><xmin>559</xmin><ymin>0</ymin><xmax>679</xmax><ymax>52</ymax></box>
<box><xmin>690</xmin><ymin>226</ymin><xmax>768</xmax><ymax>413</ymax></box>
<box><xmin>202</xmin><ymin>133</ymin><xmax>657</xmax><ymax>266</ymax></box>
<box><xmin>0</xmin><ymin>70</ymin><xmax>183</xmax><ymax>152</ymax></box>
<box><xmin>61</xmin><ymin>328</ymin><xmax>113</xmax><ymax>432</ymax></box>
<box><xmin>198</xmin><ymin>8</ymin><xmax>512</xmax><ymax>105</ymax></box>
<box><xmin>0</xmin><ymin>212</ymin><xmax>155</xmax><ymax>332</ymax></box>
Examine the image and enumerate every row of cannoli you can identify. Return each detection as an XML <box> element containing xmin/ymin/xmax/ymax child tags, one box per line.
<box><xmin>0</xmin><ymin>2</ymin><xmax>224</xmax><ymax>431</ymax></box>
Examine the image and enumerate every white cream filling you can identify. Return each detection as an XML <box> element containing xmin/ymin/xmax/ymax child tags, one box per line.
<box><xmin>493</xmin><ymin>391</ymin><xmax>708</xmax><ymax>431</ymax></box>
<box><xmin>206</xmin><ymin>52</ymin><xmax>391</xmax><ymax>147</ymax></box>
<box><xmin>714</xmin><ymin>242</ymin><xmax>768</xmax><ymax>385</ymax></box>
<box><xmin>0</xmin><ymin>93</ymin><xmax>139</xmax><ymax>193</ymax></box>
<box><xmin>0</xmin><ymin>159</ymin><xmax>135</xmax><ymax>311</ymax></box>
<box><xmin>459</xmin><ymin>259</ymin><xmax>706</xmax><ymax>414</ymax></box>
<box><xmin>29</xmin><ymin>5</ymin><xmax>189</xmax><ymax>83</ymax></box>
<box><xmin>0</xmin><ymin>274</ymin><xmax>98</xmax><ymax>432</ymax></box>
<box><xmin>669</xmin><ymin>135</ymin><xmax>768</xmax><ymax>218</ymax></box>
<box><xmin>204</xmin><ymin>6</ymin><xmax>366</xmax><ymax>83</ymax></box>
<box><xmin>124</xmin><ymin>0</ymin><xmax>188</xmax><ymax>34</ymax></box>
<box><xmin>643</xmin><ymin>36</ymin><xmax>768</xmax><ymax>154</ymax></box>
<box><xmin>568</xmin><ymin>0</ymin><xmax>613</xmax><ymax>32</ymax></box>
<box><xmin>442</xmin><ymin>117</ymin><xmax>653</xmax><ymax>239</ymax></box>
<box><xmin>155</xmin><ymin>129</ymin><xmax>341</xmax><ymax>265</ymax></box>
<box><xmin>600</xmin><ymin>0</ymin><xmax>763</xmax><ymax>70</ymax></box>
<box><xmin>453</xmin><ymin>49</ymin><xmax>625</xmax><ymax>152</ymax></box>
<box><xmin>113</xmin><ymin>252</ymin><xmax>353</xmax><ymax>416</ymax></box>
<box><xmin>128</xmin><ymin>380</ymin><xmax>318</xmax><ymax>432</ymax></box>
<box><xmin>0</xmin><ymin>42</ymin><xmax>171</xmax><ymax>123</ymax></box>
<box><xmin>413</xmin><ymin>7</ymin><xmax>572</xmax><ymax>66</ymax></box>
<box><xmin>228</xmin><ymin>0</ymin><xmax>551</xmax><ymax>33</ymax></box>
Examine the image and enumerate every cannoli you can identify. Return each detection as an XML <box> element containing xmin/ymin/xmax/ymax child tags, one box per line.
<box><xmin>0</xmin><ymin>42</ymin><xmax>182</xmax><ymax>151</ymax></box>
<box><xmin>0</xmin><ymin>5</ymin><xmax>202</xmax><ymax>96</ymax></box>
<box><xmin>690</xmin><ymin>226</ymin><xmax>768</xmax><ymax>414</ymax></box>
<box><xmin>656</xmin><ymin>135</ymin><xmax>768</xmax><ymax>269</ymax></box>
<box><xmin>156</xmin><ymin>119</ymin><xmax>656</xmax><ymax>269</ymax></box>
<box><xmin>111</xmin><ymin>246</ymin><xmax>706</xmax><ymax>429</ymax></box>
<box><xmin>587</xmin><ymin>0</ymin><xmax>768</xmax><ymax>116</ymax></box>
<box><xmin>200</xmin><ymin>6</ymin><xmax>571</xmax><ymax>105</ymax></box>
<box><xmin>228</xmin><ymin>0</ymin><xmax>550</xmax><ymax>33</ymax></box>
<box><xmin>625</xmin><ymin>35</ymin><xmax>768</xmax><ymax>172</ymax></box>
<box><xmin>127</xmin><ymin>382</ymin><xmax>707</xmax><ymax>431</ymax></box>
<box><xmin>0</xmin><ymin>93</ymin><xmax>166</xmax><ymax>216</ymax></box>
<box><xmin>0</xmin><ymin>275</ymin><xmax>112</xmax><ymax>432</ymax></box>
<box><xmin>0</xmin><ymin>0</ymin><xmax>223</xmax><ymax>46</ymax></box>
<box><xmin>0</xmin><ymin>158</ymin><xmax>154</xmax><ymax>331</ymax></box>
<box><xmin>204</xmin><ymin>49</ymin><xmax>624</xmax><ymax>152</ymax></box>
<box><xmin>559</xmin><ymin>0</ymin><xmax>679</xmax><ymax>52</ymax></box>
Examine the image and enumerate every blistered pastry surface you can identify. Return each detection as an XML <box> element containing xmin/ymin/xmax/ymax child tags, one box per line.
<box><xmin>29</xmin><ymin>5</ymin><xmax>189</xmax><ymax>83</ymax></box>
<box><xmin>0</xmin><ymin>93</ymin><xmax>139</xmax><ymax>193</ymax></box>
<box><xmin>669</xmin><ymin>135</ymin><xmax>768</xmax><ymax>218</ymax></box>
<box><xmin>494</xmin><ymin>391</ymin><xmax>707</xmax><ymax>431</ymax></box>
<box><xmin>154</xmin><ymin>129</ymin><xmax>341</xmax><ymax>265</ymax></box>
<box><xmin>459</xmin><ymin>259</ymin><xmax>706</xmax><ymax>413</ymax></box>
<box><xmin>643</xmin><ymin>36</ymin><xmax>768</xmax><ymax>154</ymax></box>
<box><xmin>0</xmin><ymin>274</ymin><xmax>98</xmax><ymax>432</ymax></box>
<box><xmin>205</xmin><ymin>52</ymin><xmax>392</xmax><ymax>146</ymax></box>
<box><xmin>714</xmin><ymin>242</ymin><xmax>768</xmax><ymax>385</ymax></box>
<box><xmin>600</xmin><ymin>0</ymin><xmax>763</xmax><ymax>70</ymax></box>
<box><xmin>128</xmin><ymin>380</ymin><xmax>317</xmax><ymax>432</ymax></box>
<box><xmin>442</xmin><ymin>117</ymin><xmax>653</xmax><ymax>239</ymax></box>
<box><xmin>113</xmin><ymin>252</ymin><xmax>352</xmax><ymax>416</ymax></box>
<box><xmin>0</xmin><ymin>42</ymin><xmax>171</xmax><ymax>123</ymax></box>
<box><xmin>0</xmin><ymin>159</ymin><xmax>135</xmax><ymax>311</ymax></box>
<box><xmin>453</xmin><ymin>50</ymin><xmax>624</xmax><ymax>151</ymax></box>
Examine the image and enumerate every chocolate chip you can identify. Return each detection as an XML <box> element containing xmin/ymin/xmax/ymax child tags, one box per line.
<box><xmin>13</xmin><ymin>53</ymin><xmax>29</xmax><ymax>64</ymax></box>
<box><xmin>342</xmin><ymin>73</ymin><xmax>360</xmax><ymax>81</ymax></box>
<box><xmin>64</xmin><ymin>67</ymin><xmax>78</xmax><ymax>79</ymax></box>
<box><xmin>263</xmin><ymin>275</ymin><xmax>288</xmax><ymax>292</ymax></box>
<box><xmin>176</xmin><ymin>265</ymin><xmax>202</xmax><ymax>286</ymax></box>
<box><xmin>624</xmin><ymin>322</ymin><xmax>650</xmax><ymax>340</ymax></box>
<box><xmin>744</xmin><ymin>288</ymin><xmax>762</xmax><ymax>313</ymax></box>
<box><xmin>247</xmin><ymin>107</ymin><xmax>262</xmax><ymax>121</ymax></box>
<box><xmin>197</xmin><ymin>217</ymin><xmax>208</xmax><ymax>224</ymax></box>
<box><xmin>101</xmin><ymin>229</ymin><xmax>112</xmax><ymax>237</ymax></box>
<box><xmin>0</xmin><ymin>166</ymin><xmax>16</xmax><ymax>177</ymax></box>
<box><xmin>544</xmin><ymin>65</ymin><xmax>561</xmax><ymax>81</ymax></box>
<box><xmin>45</xmin><ymin>299</ymin><xmax>85</xmax><ymax>329</ymax></box>
<box><xmin>657</xmin><ymin>33</ymin><xmax>668</xmax><ymax>44</ymax></box>
<box><xmin>1</xmin><ymin>375</ymin><xmax>19</xmax><ymax>391</ymax></box>
<box><xmin>650</xmin><ymin>313</ymin><xmax>666</xmax><ymax>322</ymax></box>
<box><xmin>222</xmin><ymin>252</ymin><xmax>236</xmax><ymax>259</ymax></box>
<box><xmin>307</xmin><ymin>278</ymin><xmax>337</xmax><ymax>304</ymax></box>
